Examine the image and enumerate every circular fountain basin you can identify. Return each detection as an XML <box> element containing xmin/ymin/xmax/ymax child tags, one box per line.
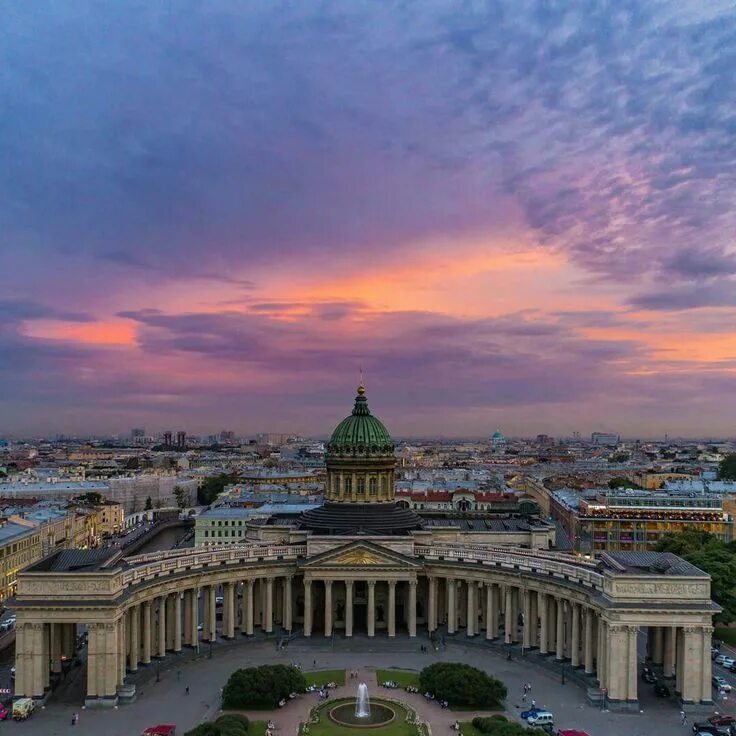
<box><xmin>328</xmin><ymin>700</ymin><xmax>396</xmax><ymax>727</ymax></box>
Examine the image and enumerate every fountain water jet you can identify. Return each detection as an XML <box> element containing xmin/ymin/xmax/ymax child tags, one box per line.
<box><xmin>355</xmin><ymin>682</ymin><xmax>371</xmax><ymax>718</ymax></box>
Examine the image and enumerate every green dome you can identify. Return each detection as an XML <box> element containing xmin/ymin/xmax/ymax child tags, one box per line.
<box><xmin>328</xmin><ymin>385</ymin><xmax>393</xmax><ymax>455</ymax></box>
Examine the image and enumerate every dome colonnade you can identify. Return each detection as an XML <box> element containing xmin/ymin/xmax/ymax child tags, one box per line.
<box><xmin>12</xmin><ymin>539</ymin><xmax>715</xmax><ymax>711</ymax></box>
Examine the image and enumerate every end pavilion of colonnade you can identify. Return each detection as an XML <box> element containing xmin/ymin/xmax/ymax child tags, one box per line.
<box><xmin>10</xmin><ymin>387</ymin><xmax>720</xmax><ymax>712</ymax></box>
<box><xmin>13</xmin><ymin>537</ymin><xmax>717</xmax><ymax>711</ymax></box>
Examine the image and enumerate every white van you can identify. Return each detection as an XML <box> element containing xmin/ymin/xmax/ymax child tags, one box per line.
<box><xmin>526</xmin><ymin>711</ymin><xmax>554</xmax><ymax>727</ymax></box>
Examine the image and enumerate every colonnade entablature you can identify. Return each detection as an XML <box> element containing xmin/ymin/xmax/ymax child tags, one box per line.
<box><xmin>12</xmin><ymin>539</ymin><xmax>717</xmax><ymax>711</ymax></box>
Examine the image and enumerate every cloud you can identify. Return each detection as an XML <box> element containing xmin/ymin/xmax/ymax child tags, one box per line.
<box><xmin>629</xmin><ymin>278</ymin><xmax>736</xmax><ymax>310</ymax></box>
<box><xmin>0</xmin><ymin>299</ymin><xmax>92</xmax><ymax>323</ymax></box>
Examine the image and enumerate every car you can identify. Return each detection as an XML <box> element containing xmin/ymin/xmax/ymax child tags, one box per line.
<box><xmin>520</xmin><ymin>707</ymin><xmax>545</xmax><ymax>720</ymax></box>
<box><xmin>0</xmin><ymin>704</ymin><xmax>9</xmax><ymax>721</ymax></box>
<box><xmin>713</xmin><ymin>676</ymin><xmax>732</xmax><ymax>692</ymax></box>
<box><xmin>692</xmin><ymin>723</ymin><xmax>729</xmax><ymax>736</ymax></box>
<box><xmin>526</xmin><ymin>711</ymin><xmax>554</xmax><ymax>727</ymax></box>
<box><xmin>710</xmin><ymin>716</ymin><xmax>736</xmax><ymax>726</ymax></box>
<box><xmin>715</xmin><ymin>655</ymin><xmax>735</xmax><ymax>668</ymax></box>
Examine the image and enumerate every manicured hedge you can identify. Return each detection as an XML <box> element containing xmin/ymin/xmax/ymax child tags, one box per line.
<box><xmin>472</xmin><ymin>714</ymin><xmax>545</xmax><ymax>735</ymax></box>
<box><xmin>419</xmin><ymin>662</ymin><xmax>506</xmax><ymax>708</ymax></box>
<box><xmin>185</xmin><ymin>715</ymin><xmax>250</xmax><ymax>736</ymax></box>
<box><xmin>222</xmin><ymin>664</ymin><xmax>306</xmax><ymax>709</ymax></box>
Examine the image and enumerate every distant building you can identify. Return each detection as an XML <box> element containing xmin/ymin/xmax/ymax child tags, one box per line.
<box><xmin>176</xmin><ymin>431</ymin><xmax>186</xmax><ymax>449</ymax></box>
<box><xmin>219</xmin><ymin>430</ymin><xmax>235</xmax><ymax>443</ymax></box>
<box><xmin>131</xmin><ymin>428</ymin><xmax>145</xmax><ymax>443</ymax></box>
<box><xmin>490</xmin><ymin>429</ymin><xmax>506</xmax><ymax>452</ymax></box>
<box><xmin>163</xmin><ymin>431</ymin><xmax>173</xmax><ymax>449</ymax></box>
<box><xmin>536</xmin><ymin>434</ymin><xmax>554</xmax><ymax>446</ymax></box>
<box><xmin>591</xmin><ymin>432</ymin><xmax>619</xmax><ymax>446</ymax></box>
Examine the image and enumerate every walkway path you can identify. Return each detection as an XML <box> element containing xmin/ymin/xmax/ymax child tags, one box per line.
<box><xmin>24</xmin><ymin>637</ymin><xmax>725</xmax><ymax>736</ymax></box>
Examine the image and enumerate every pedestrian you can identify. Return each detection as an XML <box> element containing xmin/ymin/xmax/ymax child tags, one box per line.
<box><xmin>526</xmin><ymin>682</ymin><xmax>532</xmax><ymax>692</ymax></box>
<box><xmin>522</xmin><ymin>691</ymin><xmax>526</xmax><ymax>702</ymax></box>
<box><xmin>531</xmin><ymin>699</ymin><xmax>536</xmax><ymax>709</ymax></box>
<box><xmin>313</xmin><ymin>659</ymin><xmax>317</xmax><ymax>667</ymax></box>
<box><xmin>186</xmin><ymin>685</ymin><xmax>190</xmax><ymax>695</ymax></box>
<box><xmin>680</xmin><ymin>711</ymin><xmax>687</xmax><ymax>725</ymax></box>
<box><xmin>71</xmin><ymin>716</ymin><xmax>76</xmax><ymax>726</ymax></box>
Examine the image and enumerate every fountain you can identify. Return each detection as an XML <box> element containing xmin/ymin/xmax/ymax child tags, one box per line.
<box><xmin>328</xmin><ymin>682</ymin><xmax>396</xmax><ymax>728</ymax></box>
<box><xmin>355</xmin><ymin>682</ymin><xmax>370</xmax><ymax>718</ymax></box>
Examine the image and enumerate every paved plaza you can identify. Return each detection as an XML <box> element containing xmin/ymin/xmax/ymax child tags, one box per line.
<box><xmin>21</xmin><ymin>636</ymin><xmax>724</xmax><ymax>736</ymax></box>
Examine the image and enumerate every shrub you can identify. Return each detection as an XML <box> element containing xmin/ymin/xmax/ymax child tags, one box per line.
<box><xmin>215</xmin><ymin>714</ymin><xmax>250</xmax><ymax>736</ymax></box>
<box><xmin>470</xmin><ymin>716</ymin><xmax>544</xmax><ymax>735</ymax></box>
<box><xmin>222</xmin><ymin>664</ymin><xmax>306</xmax><ymax>709</ymax></box>
<box><xmin>419</xmin><ymin>662</ymin><xmax>506</xmax><ymax>708</ymax></box>
<box><xmin>185</xmin><ymin>725</ymin><xmax>221</xmax><ymax>736</ymax></box>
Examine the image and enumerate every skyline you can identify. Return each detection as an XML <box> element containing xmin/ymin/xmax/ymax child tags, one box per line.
<box><xmin>2</xmin><ymin>2</ymin><xmax>736</xmax><ymax>437</ymax></box>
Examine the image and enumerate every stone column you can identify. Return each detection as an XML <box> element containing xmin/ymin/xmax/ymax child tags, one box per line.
<box><xmin>304</xmin><ymin>579</ymin><xmax>313</xmax><ymax>637</ymax></box>
<box><xmin>142</xmin><ymin>601</ymin><xmax>152</xmax><ymax>664</ymax></box>
<box><xmin>244</xmin><ymin>580</ymin><xmax>254</xmax><ymax>635</ymax></box>
<box><xmin>652</xmin><ymin>626</ymin><xmax>664</xmax><ymax>665</ymax></box>
<box><xmin>701</xmin><ymin>626</ymin><xmax>713</xmax><ymax>704</ymax></box>
<box><xmin>627</xmin><ymin>626</ymin><xmax>638</xmax><ymax>702</ymax></box>
<box><xmin>190</xmin><ymin>588</ymin><xmax>199</xmax><ymax>650</ymax></box>
<box><xmin>345</xmin><ymin>581</ymin><xmax>354</xmax><ymax>637</ymax></box>
<box><xmin>408</xmin><ymin>580</ymin><xmax>417</xmax><ymax>638</ymax></box>
<box><xmin>224</xmin><ymin>582</ymin><xmax>235</xmax><ymax>639</ymax></box>
<box><xmin>48</xmin><ymin>623</ymin><xmax>62</xmax><ymax>674</ymax></box>
<box><xmin>129</xmin><ymin>605</ymin><xmax>140</xmax><ymax>671</ymax></box>
<box><xmin>447</xmin><ymin>579</ymin><xmax>456</xmax><ymax>634</ymax></box>
<box><xmin>664</xmin><ymin>625</ymin><xmax>677</xmax><ymax>679</ymax></box>
<box><xmin>118</xmin><ymin>616</ymin><xmax>126</xmax><ymax>685</ymax></box>
<box><xmin>598</xmin><ymin>619</ymin><xmax>608</xmax><ymax>689</ymax></box>
<box><xmin>548</xmin><ymin>596</ymin><xmax>557</xmax><ymax>652</ymax></box>
<box><xmin>165</xmin><ymin>595</ymin><xmax>175</xmax><ymax>650</ymax></box>
<box><xmin>367</xmin><ymin>580</ymin><xmax>376</xmax><ymax>637</ymax></box>
<box><xmin>283</xmin><ymin>577</ymin><xmax>293</xmax><ymax>632</ymax></box>
<box><xmin>529</xmin><ymin>590</ymin><xmax>538</xmax><ymax>647</ymax></box>
<box><xmin>571</xmin><ymin>603</ymin><xmax>581</xmax><ymax>667</ymax></box>
<box><xmin>324</xmin><ymin>579</ymin><xmax>333</xmax><ymax>637</ymax></box>
<box><xmin>157</xmin><ymin>595</ymin><xmax>167</xmax><ymax>657</ymax></box>
<box><xmin>183</xmin><ymin>590</ymin><xmax>192</xmax><ymax>646</ymax></box>
<box><xmin>265</xmin><ymin>578</ymin><xmax>274</xmax><ymax>633</ymax></box>
<box><xmin>485</xmin><ymin>584</ymin><xmax>495</xmax><ymax>639</ymax></box>
<box><xmin>208</xmin><ymin>586</ymin><xmax>217</xmax><ymax>641</ymax></box>
<box><xmin>428</xmin><ymin>577</ymin><xmax>437</xmax><ymax>632</ymax></box>
<box><xmin>174</xmin><ymin>593</ymin><xmax>183</xmax><ymax>652</ymax></box>
<box><xmin>537</xmin><ymin>592</ymin><xmax>548</xmax><ymax>653</ymax></box>
<box><xmin>584</xmin><ymin>607</ymin><xmax>594</xmax><ymax>674</ymax></box>
<box><xmin>606</xmin><ymin>624</ymin><xmax>629</xmax><ymax>701</ymax></box>
<box><xmin>522</xmin><ymin>590</ymin><xmax>531</xmax><ymax>648</ymax></box>
<box><xmin>466</xmin><ymin>581</ymin><xmax>476</xmax><ymax>636</ymax></box>
<box><xmin>556</xmin><ymin>599</ymin><xmax>564</xmax><ymax>660</ymax></box>
<box><xmin>504</xmin><ymin>587</ymin><xmax>513</xmax><ymax>644</ymax></box>
<box><xmin>388</xmin><ymin>581</ymin><xmax>396</xmax><ymax>637</ymax></box>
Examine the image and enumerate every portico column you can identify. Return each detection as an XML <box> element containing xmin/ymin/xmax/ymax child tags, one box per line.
<box><xmin>466</xmin><ymin>581</ymin><xmax>476</xmax><ymax>636</ymax></box>
<box><xmin>504</xmin><ymin>587</ymin><xmax>513</xmax><ymax>644</ymax></box>
<box><xmin>598</xmin><ymin>619</ymin><xmax>607</xmax><ymax>688</ymax></box>
<box><xmin>283</xmin><ymin>577</ymin><xmax>293</xmax><ymax>632</ymax></box>
<box><xmin>529</xmin><ymin>590</ymin><xmax>538</xmax><ymax>647</ymax></box>
<box><xmin>701</xmin><ymin>626</ymin><xmax>714</xmax><ymax>704</ymax></box>
<box><xmin>208</xmin><ymin>586</ymin><xmax>217</xmax><ymax>641</ymax></box>
<box><xmin>547</xmin><ymin>595</ymin><xmax>556</xmax><ymax>651</ymax></box>
<box><xmin>652</xmin><ymin>626</ymin><xmax>664</xmax><ymax>665</ymax></box>
<box><xmin>447</xmin><ymin>579</ymin><xmax>457</xmax><ymax>634</ymax></box>
<box><xmin>129</xmin><ymin>605</ymin><xmax>140</xmax><ymax>671</ymax></box>
<box><xmin>224</xmin><ymin>582</ymin><xmax>235</xmax><ymax>638</ymax></box>
<box><xmin>584</xmin><ymin>607</ymin><xmax>594</xmax><ymax>674</ymax></box>
<box><xmin>522</xmin><ymin>590</ymin><xmax>531</xmax><ymax>648</ymax></box>
<box><xmin>367</xmin><ymin>580</ymin><xmax>376</xmax><ymax>637</ymax></box>
<box><xmin>324</xmin><ymin>580</ymin><xmax>333</xmax><ymax>637</ymax></box>
<box><xmin>555</xmin><ymin>598</ymin><xmax>564</xmax><ymax>660</ymax></box>
<box><xmin>142</xmin><ymin>601</ymin><xmax>152</xmax><ymax>664</ymax></box>
<box><xmin>118</xmin><ymin>616</ymin><xmax>126</xmax><ymax>685</ymax></box>
<box><xmin>166</xmin><ymin>595</ymin><xmax>175</xmax><ymax>650</ymax></box>
<box><xmin>304</xmin><ymin>579</ymin><xmax>313</xmax><ymax>637</ymax></box>
<box><xmin>174</xmin><ymin>593</ymin><xmax>183</xmax><ymax>652</ymax></box>
<box><xmin>157</xmin><ymin>595</ymin><xmax>167</xmax><ymax>657</ymax></box>
<box><xmin>183</xmin><ymin>590</ymin><xmax>192</xmax><ymax>646</ymax></box>
<box><xmin>627</xmin><ymin>626</ymin><xmax>638</xmax><ymax>702</ymax></box>
<box><xmin>265</xmin><ymin>578</ymin><xmax>274</xmax><ymax>633</ymax></box>
<box><xmin>489</xmin><ymin>583</ymin><xmax>499</xmax><ymax>638</ymax></box>
<box><xmin>244</xmin><ymin>580</ymin><xmax>254</xmax><ymax>635</ymax></box>
<box><xmin>190</xmin><ymin>588</ymin><xmax>199</xmax><ymax>649</ymax></box>
<box><xmin>664</xmin><ymin>625</ymin><xmax>677</xmax><ymax>679</ymax></box>
<box><xmin>428</xmin><ymin>577</ymin><xmax>437</xmax><ymax>632</ymax></box>
<box><xmin>345</xmin><ymin>581</ymin><xmax>354</xmax><ymax>637</ymax></box>
<box><xmin>50</xmin><ymin>623</ymin><xmax>62</xmax><ymax>674</ymax></box>
<box><xmin>571</xmin><ymin>603</ymin><xmax>580</xmax><ymax>667</ymax></box>
<box><xmin>408</xmin><ymin>580</ymin><xmax>417</xmax><ymax>638</ymax></box>
<box><xmin>388</xmin><ymin>581</ymin><xmax>396</xmax><ymax>637</ymax></box>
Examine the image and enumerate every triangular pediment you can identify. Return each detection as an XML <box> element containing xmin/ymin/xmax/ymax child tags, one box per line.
<box><xmin>300</xmin><ymin>540</ymin><xmax>422</xmax><ymax>569</ymax></box>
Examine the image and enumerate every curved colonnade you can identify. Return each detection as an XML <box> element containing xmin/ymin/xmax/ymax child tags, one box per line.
<box><xmin>13</xmin><ymin>540</ymin><xmax>715</xmax><ymax>710</ymax></box>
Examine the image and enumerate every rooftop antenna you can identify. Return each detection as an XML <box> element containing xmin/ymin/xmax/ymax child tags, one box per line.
<box><xmin>359</xmin><ymin>364</ymin><xmax>365</xmax><ymax>389</ymax></box>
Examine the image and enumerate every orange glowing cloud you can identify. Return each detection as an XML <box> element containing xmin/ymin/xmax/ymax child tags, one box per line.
<box><xmin>21</xmin><ymin>319</ymin><xmax>138</xmax><ymax>346</ymax></box>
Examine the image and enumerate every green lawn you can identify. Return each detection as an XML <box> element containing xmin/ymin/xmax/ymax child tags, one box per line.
<box><xmin>458</xmin><ymin>725</ymin><xmax>483</xmax><ymax>736</ymax></box>
<box><xmin>304</xmin><ymin>669</ymin><xmax>346</xmax><ymax>687</ymax></box>
<box><xmin>715</xmin><ymin>627</ymin><xmax>736</xmax><ymax>647</ymax></box>
<box><xmin>375</xmin><ymin>669</ymin><xmax>421</xmax><ymax>688</ymax></box>
<box><xmin>248</xmin><ymin>721</ymin><xmax>269</xmax><ymax>735</ymax></box>
<box><xmin>305</xmin><ymin>698</ymin><xmax>415</xmax><ymax>736</ymax></box>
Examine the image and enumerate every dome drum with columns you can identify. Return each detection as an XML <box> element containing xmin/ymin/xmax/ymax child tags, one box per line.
<box><xmin>298</xmin><ymin>385</ymin><xmax>423</xmax><ymax>534</ymax></box>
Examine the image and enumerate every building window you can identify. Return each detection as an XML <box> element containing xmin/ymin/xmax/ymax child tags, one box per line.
<box><xmin>381</xmin><ymin>476</ymin><xmax>387</xmax><ymax>494</ymax></box>
<box><xmin>345</xmin><ymin>477</ymin><xmax>352</xmax><ymax>495</ymax></box>
<box><xmin>357</xmin><ymin>477</ymin><xmax>365</xmax><ymax>495</ymax></box>
<box><xmin>369</xmin><ymin>477</ymin><xmax>377</xmax><ymax>496</ymax></box>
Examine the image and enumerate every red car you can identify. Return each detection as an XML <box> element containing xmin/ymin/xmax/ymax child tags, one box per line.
<box><xmin>0</xmin><ymin>704</ymin><xmax>10</xmax><ymax>721</ymax></box>
<box><xmin>709</xmin><ymin>715</ymin><xmax>735</xmax><ymax>726</ymax></box>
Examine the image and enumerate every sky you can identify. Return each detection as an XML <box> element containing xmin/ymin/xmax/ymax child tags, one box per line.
<box><xmin>2</xmin><ymin>1</ymin><xmax>736</xmax><ymax>439</ymax></box>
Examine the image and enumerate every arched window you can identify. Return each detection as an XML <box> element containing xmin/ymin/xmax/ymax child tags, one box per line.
<box><xmin>357</xmin><ymin>477</ymin><xmax>365</xmax><ymax>495</ymax></box>
<box><xmin>369</xmin><ymin>477</ymin><xmax>377</xmax><ymax>495</ymax></box>
<box><xmin>345</xmin><ymin>476</ymin><xmax>352</xmax><ymax>495</ymax></box>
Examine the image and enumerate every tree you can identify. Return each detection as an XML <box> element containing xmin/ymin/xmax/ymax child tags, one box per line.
<box><xmin>144</xmin><ymin>496</ymin><xmax>153</xmax><ymax>511</ymax></box>
<box><xmin>419</xmin><ymin>662</ymin><xmax>506</xmax><ymax>708</ymax></box>
<box><xmin>472</xmin><ymin>715</ymin><xmax>545</xmax><ymax>735</ymax></box>
<box><xmin>608</xmin><ymin>477</ymin><xmax>640</xmax><ymax>490</ymax></box>
<box><xmin>222</xmin><ymin>665</ymin><xmax>305</xmax><ymax>709</ymax></box>
<box><xmin>198</xmin><ymin>473</ymin><xmax>237</xmax><ymax>506</ymax></box>
<box><xmin>656</xmin><ymin>529</ymin><xmax>736</xmax><ymax>623</ymax></box>
<box><xmin>76</xmin><ymin>491</ymin><xmax>103</xmax><ymax>504</ymax></box>
<box><xmin>718</xmin><ymin>454</ymin><xmax>736</xmax><ymax>481</ymax></box>
<box><xmin>174</xmin><ymin>485</ymin><xmax>189</xmax><ymax>509</ymax></box>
